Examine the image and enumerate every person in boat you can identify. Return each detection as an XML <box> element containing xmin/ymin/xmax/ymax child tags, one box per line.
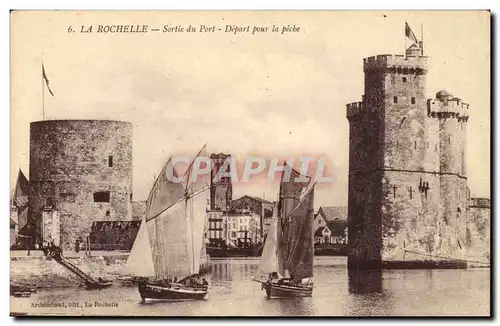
<box><xmin>202</xmin><ymin>278</ymin><xmax>208</xmax><ymax>286</ymax></box>
<box><xmin>173</xmin><ymin>277</ymin><xmax>178</xmax><ymax>283</ymax></box>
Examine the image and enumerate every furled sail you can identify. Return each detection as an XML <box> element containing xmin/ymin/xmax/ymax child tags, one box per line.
<box><xmin>283</xmin><ymin>183</ymin><xmax>316</xmax><ymax>281</ymax></box>
<box><xmin>277</xmin><ymin>162</ymin><xmax>311</xmax><ymax>278</ymax></box>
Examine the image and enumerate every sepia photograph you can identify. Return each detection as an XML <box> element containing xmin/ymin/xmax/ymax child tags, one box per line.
<box><xmin>9</xmin><ymin>10</ymin><xmax>490</xmax><ymax>317</ymax></box>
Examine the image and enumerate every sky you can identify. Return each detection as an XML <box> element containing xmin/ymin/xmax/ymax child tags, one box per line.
<box><xmin>10</xmin><ymin>11</ymin><xmax>490</xmax><ymax>209</ymax></box>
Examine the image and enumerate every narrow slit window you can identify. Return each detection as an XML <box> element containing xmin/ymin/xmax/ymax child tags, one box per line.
<box><xmin>108</xmin><ymin>156</ymin><xmax>113</xmax><ymax>167</ymax></box>
<box><xmin>393</xmin><ymin>96</ymin><xmax>398</xmax><ymax>104</ymax></box>
<box><xmin>411</xmin><ymin>97</ymin><xmax>416</xmax><ymax>104</ymax></box>
<box><xmin>402</xmin><ymin>77</ymin><xmax>407</xmax><ymax>83</ymax></box>
<box><xmin>414</xmin><ymin>141</ymin><xmax>417</xmax><ymax>149</ymax></box>
<box><xmin>93</xmin><ymin>191</ymin><xmax>110</xmax><ymax>203</ymax></box>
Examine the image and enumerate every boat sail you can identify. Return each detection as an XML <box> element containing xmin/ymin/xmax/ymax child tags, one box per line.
<box><xmin>126</xmin><ymin>144</ymin><xmax>211</xmax><ymax>301</ymax></box>
<box><xmin>254</xmin><ymin>162</ymin><xmax>316</xmax><ymax>298</ymax></box>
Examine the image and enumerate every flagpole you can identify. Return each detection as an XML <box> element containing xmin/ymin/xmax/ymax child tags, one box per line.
<box><xmin>404</xmin><ymin>23</ymin><xmax>407</xmax><ymax>58</ymax></box>
<box><xmin>41</xmin><ymin>60</ymin><xmax>45</xmax><ymax>121</ymax></box>
<box><xmin>421</xmin><ymin>23</ymin><xmax>424</xmax><ymax>55</ymax></box>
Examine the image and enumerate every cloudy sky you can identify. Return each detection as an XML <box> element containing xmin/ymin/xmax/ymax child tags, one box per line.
<box><xmin>11</xmin><ymin>11</ymin><xmax>490</xmax><ymax>208</ymax></box>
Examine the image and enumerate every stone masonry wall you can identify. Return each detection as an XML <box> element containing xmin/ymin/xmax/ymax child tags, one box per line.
<box><xmin>466</xmin><ymin>198</ymin><xmax>490</xmax><ymax>262</ymax></box>
<box><xmin>346</xmin><ymin>50</ymin><xmax>474</xmax><ymax>268</ymax></box>
<box><xmin>30</xmin><ymin>120</ymin><xmax>133</xmax><ymax>250</ymax></box>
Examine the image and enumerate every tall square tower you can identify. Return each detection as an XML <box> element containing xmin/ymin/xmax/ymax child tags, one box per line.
<box><xmin>346</xmin><ymin>44</ymin><xmax>469</xmax><ymax>269</ymax></box>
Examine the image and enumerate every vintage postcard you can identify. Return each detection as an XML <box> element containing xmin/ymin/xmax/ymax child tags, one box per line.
<box><xmin>9</xmin><ymin>10</ymin><xmax>490</xmax><ymax>317</ymax></box>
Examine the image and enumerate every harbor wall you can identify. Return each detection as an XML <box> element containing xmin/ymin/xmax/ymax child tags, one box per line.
<box><xmin>10</xmin><ymin>254</ymin><xmax>132</xmax><ymax>288</ymax></box>
<box><xmin>10</xmin><ymin>252</ymin><xmax>212</xmax><ymax>288</ymax></box>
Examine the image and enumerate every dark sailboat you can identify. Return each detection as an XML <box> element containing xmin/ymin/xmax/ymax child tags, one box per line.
<box><xmin>126</xmin><ymin>145</ymin><xmax>211</xmax><ymax>301</ymax></box>
<box><xmin>253</xmin><ymin>162</ymin><xmax>316</xmax><ymax>298</ymax></box>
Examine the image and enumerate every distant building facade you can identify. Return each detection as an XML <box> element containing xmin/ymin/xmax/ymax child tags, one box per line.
<box><xmin>313</xmin><ymin>206</ymin><xmax>347</xmax><ymax>245</ymax></box>
<box><xmin>230</xmin><ymin>195</ymin><xmax>274</xmax><ymax>236</ymax></box>
<box><xmin>206</xmin><ymin>209</ymin><xmax>261</xmax><ymax>248</ymax></box>
<box><xmin>207</xmin><ymin>210</ymin><xmax>224</xmax><ymax>246</ymax></box>
<box><xmin>225</xmin><ymin>211</ymin><xmax>261</xmax><ymax>247</ymax></box>
<box><xmin>10</xmin><ymin>170</ymin><xmax>30</xmax><ymax>247</ymax></box>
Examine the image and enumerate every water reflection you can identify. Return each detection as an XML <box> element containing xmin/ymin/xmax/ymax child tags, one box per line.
<box><xmin>211</xmin><ymin>262</ymin><xmax>233</xmax><ymax>281</ymax></box>
<box><xmin>348</xmin><ymin>269</ymin><xmax>383</xmax><ymax>294</ymax></box>
<box><xmin>12</xmin><ymin>258</ymin><xmax>490</xmax><ymax>317</ymax></box>
<box><xmin>273</xmin><ymin>297</ymin><xmax>315</xmax><ymax>316</ymax></box>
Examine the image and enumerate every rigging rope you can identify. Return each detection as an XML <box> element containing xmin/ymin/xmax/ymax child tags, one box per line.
<box><xmin>403</xmin><ymin>249</ymin><xmax>490</xmax><ymax>266</ymax></box>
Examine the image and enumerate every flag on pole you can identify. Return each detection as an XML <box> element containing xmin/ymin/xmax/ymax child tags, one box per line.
<box><xmin>405</xmin><ymin>22</ymin><xmax>419</xmax><ymax>45</ymax></box>
<box><xmin>42</xmin><ymin>63</ymin><xmax>55</xmax><ymax>97</ymax></box>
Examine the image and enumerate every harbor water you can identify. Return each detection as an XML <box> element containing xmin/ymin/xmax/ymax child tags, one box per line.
<box><xmin>11</xmin><ymin>257</ymin><xmax>490</xmax><ymax>317</ymax></box>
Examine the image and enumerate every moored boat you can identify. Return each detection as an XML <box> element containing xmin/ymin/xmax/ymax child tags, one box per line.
<box><xmin>253</xmin><ymin>162</ymin><xmax>316</xmax><ymax>298</ymax></box>
<box><xmin>85</xmin><ymin>279</ymin><xmax>113</xmax><ymax>290</ymax></box>
<box><xmin>138</xmin><ymin>282</ymin><xmax>208</xmax><ymax>301</ymax></box>
<box><xmin>126</xmin><ymin>144</ymin><xmax>211</xmax><ymax>302</ymax></box>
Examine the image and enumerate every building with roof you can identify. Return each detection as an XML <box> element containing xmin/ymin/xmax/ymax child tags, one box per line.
<box><xmin>315</xmin><ymin>206</ymin><xmax>347</xmax><ymax>222</ymax></box>
<box><xmin>314</xmin><ymin>206</ymin><xmax>348</xmax><ymax>245</ymax></box>
<box><xmin>230</xmin><ymin>195</ymin><xmax>274</xmax><ymax>236</ymax></box>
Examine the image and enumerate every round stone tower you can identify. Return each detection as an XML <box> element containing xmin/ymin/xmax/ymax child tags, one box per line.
<box><xmin>29</xmin><ymin>120</ymin><xmax>133</xmax><ymax>249</ymax></box>
<box><xmin>427</xmin><ymin>90</ymin><xmax>469</xmax><ymax>251</ymax></box>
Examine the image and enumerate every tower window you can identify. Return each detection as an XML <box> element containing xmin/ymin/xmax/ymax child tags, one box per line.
<box><xmin>393</xmin><ymin>96</ymin><xmax>398</xmax><ymax>104</ymax></box>
<box><xmin>414</xmin><ymin>141</ymin><xmax>417</xmax><ymax>149</ymax></box>
<box><xmin>45</xmin><ymin>197</ymin><xmax>54</xmax><ymax>207</ymax></box>
<box><xmin>402</xmin><ymin>77</ymin><xmax>407</xmax><ymax>83</ymax></box>
<box><xmin>411</xmin><ymin>97</ymin><xmax>416</xmax><ymax>104</ymax></box>
<box><xmin>108</xmin><ymin>156</ymin><xmax>113</xmax><ymax>167</ymax></box>
<box><xmin>93</xmin><ymin>191</ymin><xmax>110</xmax><ymax>203</ymax></box>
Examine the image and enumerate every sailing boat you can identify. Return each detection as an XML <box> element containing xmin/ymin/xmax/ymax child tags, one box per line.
<box><xmin>126</xmin><ymin>145</ymin><xmax>211</xmax><ymax>301</ymax></box>
<box><xmin>253</xmin><ymin>162</ymin><xmax>316</xmax><ymax>298</ymax></box>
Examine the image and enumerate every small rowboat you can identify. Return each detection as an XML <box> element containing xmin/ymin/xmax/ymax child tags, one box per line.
<box><xmin>86</xmin><ymin>280</ymin><xmax>113</xmax><ymax>290</ymax></box>
<box><xmin>139</xmin><ymin>282</ymin><xmax>208</xmax><ymax>302</ymax></box>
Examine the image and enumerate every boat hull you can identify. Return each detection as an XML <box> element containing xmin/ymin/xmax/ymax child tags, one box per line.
<box><xmin>138</xmin><ymin>283</ymin><xmax>208</xmax><ymax>301</ymax></box>
<box><xmin>86</xmin><ymin>281</ymin><xmax>113</xmax><ymax>290</ymax></box>
<box><xmin>261</xmin><ymin>282</ymin><xmax>313</xmax><ymax>298</ymax></box>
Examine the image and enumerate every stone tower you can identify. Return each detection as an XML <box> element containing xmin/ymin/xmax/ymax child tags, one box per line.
<box><xmin>30</xmin><ymin>120</ymin><xmax>133</xmax><ymax>249</ymax></box>
<box><xmin>210</xmin><ymin>153</ymin><xmax>233</xmax><ymax>211</ymax></box>
<box><xmin>346</xmin><ymin>43</ymin><xmax>469</xmax><ymax>269</ymax></box>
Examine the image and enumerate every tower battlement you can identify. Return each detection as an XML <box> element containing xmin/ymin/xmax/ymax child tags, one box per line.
<box><xmin>427</xmin><ymin>90</ymin><xmax>470</xmax><ymax>121</ymax></box>
<box><xmin>346</xmin><ymin>101</ymin><xmax>365</xmax><ymax>119</ymax></box>
<box><xmin>347</xmin><ymin>43</ymin><xmax>471</xmax><ymax>270</ymax></box>
<box><xmin>363</xmin><ymin>54</ymin><xmax>428</xmax><ymax>74</ymax></box>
